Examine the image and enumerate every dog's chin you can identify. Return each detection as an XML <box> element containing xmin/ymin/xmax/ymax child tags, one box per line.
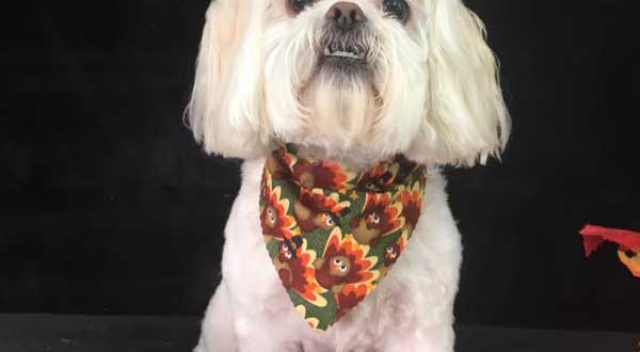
<box><xmin>318</xmin><ymin>56</ymin><xmax>369</xmax><ymax>80</ymax></box>
<box><xmin>296</xmin><ymin>56</ymin><xmax>378</xmax><ymax>158</ymax></box>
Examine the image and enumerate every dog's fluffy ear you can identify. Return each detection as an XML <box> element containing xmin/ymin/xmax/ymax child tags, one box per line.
<box><xmin>186</xmin><ymin>0</ymin><xmax>269</xmax><ymax>159</ymax></box>
<box><xmin>409</xmin><ymin>0</ymin><xmax>511</xmax><ymax>166</ymax></box>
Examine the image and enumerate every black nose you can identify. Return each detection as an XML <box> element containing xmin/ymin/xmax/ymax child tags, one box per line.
<box><xmin>325</xmin><ymin>1</ymin><xmax>366</xmax><ymax>30</ymax></box>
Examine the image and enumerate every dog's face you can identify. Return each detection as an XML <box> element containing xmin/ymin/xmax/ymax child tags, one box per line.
<box><xmin>188</xmin><ymin>0</ymin><xmax>510</xmax><ymax>166</ymax></box>
<box><xmin>265</xmin><ymin>0</ymin><xmax>429</xmax><ymax>163</ymax></box>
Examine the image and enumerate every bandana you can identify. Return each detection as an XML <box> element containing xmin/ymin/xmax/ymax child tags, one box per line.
<box><xmin>259</xmin><ymin>145</ymin><xmax>426</xmax><ymax>331</ymax></box>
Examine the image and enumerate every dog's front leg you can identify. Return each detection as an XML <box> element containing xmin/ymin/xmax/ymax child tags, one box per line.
<box><xmin>195</xmin><ymin>281</ymin><xmax>238</xmax><ymax>352</ymax></box>
<box><xmin>380</xmin><ymin>325</ymin><xmax>455</xmax><ymax>352</ymax></box>
<box><xmin>233</xmin><ymin>312</ymin><xmax>304</xmax><ymax>352</ymax></box>
<box><xmin>220</xmin><ymin>188</ymin><xmax>308</xmax><ymax>351</ymax></box>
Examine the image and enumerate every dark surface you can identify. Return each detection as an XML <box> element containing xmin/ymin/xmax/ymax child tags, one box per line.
<box><xmin>1</xmin><ymin>0</ymin><xmax>639</xmax><ymax>333</ymax></box>
<box><xmin>0</xmin><ymin>314</ymin><xmax>637</xmax><ymax>352</ymax></box>
<box><xmin>0</xmin><ymin>315</ymin><xmax>199</xmax><ymax>352</ymax></box>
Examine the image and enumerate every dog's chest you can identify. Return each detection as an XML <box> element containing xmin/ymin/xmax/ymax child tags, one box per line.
<box><xmin>222</xmin><ymin>160</ymin><xmax>456</xmax><ymax>350</ymax></box>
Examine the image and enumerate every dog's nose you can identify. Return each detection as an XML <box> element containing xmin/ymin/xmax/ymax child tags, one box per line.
<box><xmin>325</xmin><ymin>2</ymin><xmax>366</xmax><ymax>29</ymax></box>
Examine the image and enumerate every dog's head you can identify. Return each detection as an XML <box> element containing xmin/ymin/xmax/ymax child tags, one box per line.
<box><xmin>187</xmin><ymin>0</ymin><xmax>510</xmax><ymax>166</ymax></box>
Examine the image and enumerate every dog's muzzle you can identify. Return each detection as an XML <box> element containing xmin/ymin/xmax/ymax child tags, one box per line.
<box><xmin>320</xmin><ymin>2</ymin><xmax>371</xmax><ymax>70</ymax></box>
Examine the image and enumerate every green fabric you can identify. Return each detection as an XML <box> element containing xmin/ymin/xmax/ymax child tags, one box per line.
<box><xmin>259</xmin><ymin>145</ymin><xmax>426</xmax><ymax>331</ymax></box>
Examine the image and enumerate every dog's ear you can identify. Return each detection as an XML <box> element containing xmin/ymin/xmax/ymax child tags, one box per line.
<box><xmin>186</xmin><ymin>0</ymin><xmax>270</xmax><ymax>159</ymax></box>
<box><xmin>409</xmin><ymin>0</ymin><xmax>510</xmax><ymax>166</ymax></box>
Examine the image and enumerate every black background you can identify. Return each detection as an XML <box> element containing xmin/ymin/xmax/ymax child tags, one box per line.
<box><xmin>1</xmin><ymin>0</ymin><xmax>638</xmax><ymax>333</ymax></box>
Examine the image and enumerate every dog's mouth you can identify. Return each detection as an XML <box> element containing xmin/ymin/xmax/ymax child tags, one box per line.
<box><xmin>319</xmin><ymin>42</ymin><xmax>369</xmax><ymax>75</ymax></box>
<box><xmin>323</xmin><ymin>44</ymin><xmax>367</xmax><ymax>62</ymax></box>
<box><xmin>317</xmin><ymin>26</ymin><xmax>372</xmax><ymax>75</ymax></box>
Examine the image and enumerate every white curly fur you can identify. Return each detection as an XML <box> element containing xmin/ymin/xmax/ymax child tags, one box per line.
<box><xmin>187</xmin><ymin>0</ymin><xmax>509</xmax><ymax>351</ymax></box>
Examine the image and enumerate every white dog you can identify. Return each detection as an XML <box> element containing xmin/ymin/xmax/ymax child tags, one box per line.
<box><xmin>187</xmin><ymin>0</ymin><xmax>510</xmax><ymax>351</ymax></box>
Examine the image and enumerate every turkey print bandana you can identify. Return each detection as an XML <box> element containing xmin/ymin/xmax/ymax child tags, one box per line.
<box><xmin>259</xmin><ymin>145</ymin><xmax>426</xmax><ymax>331</ymax></box>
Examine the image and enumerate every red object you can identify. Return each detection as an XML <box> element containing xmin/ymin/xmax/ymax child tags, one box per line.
<box><xmin>579</xmin><ymin>224</ymin><xmax>640</xmax><ymax>277</ymax></box>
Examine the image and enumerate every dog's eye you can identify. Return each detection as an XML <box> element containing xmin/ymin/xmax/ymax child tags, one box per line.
<box><xmin>383</xmin><ymin>0</ymin><xmax>409</xmax><ymax>22</ymax></box>
<box><xmin>289</xmin><ymin>0</ymin><xmax>314</xmax><ymax>14</ymax></box>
